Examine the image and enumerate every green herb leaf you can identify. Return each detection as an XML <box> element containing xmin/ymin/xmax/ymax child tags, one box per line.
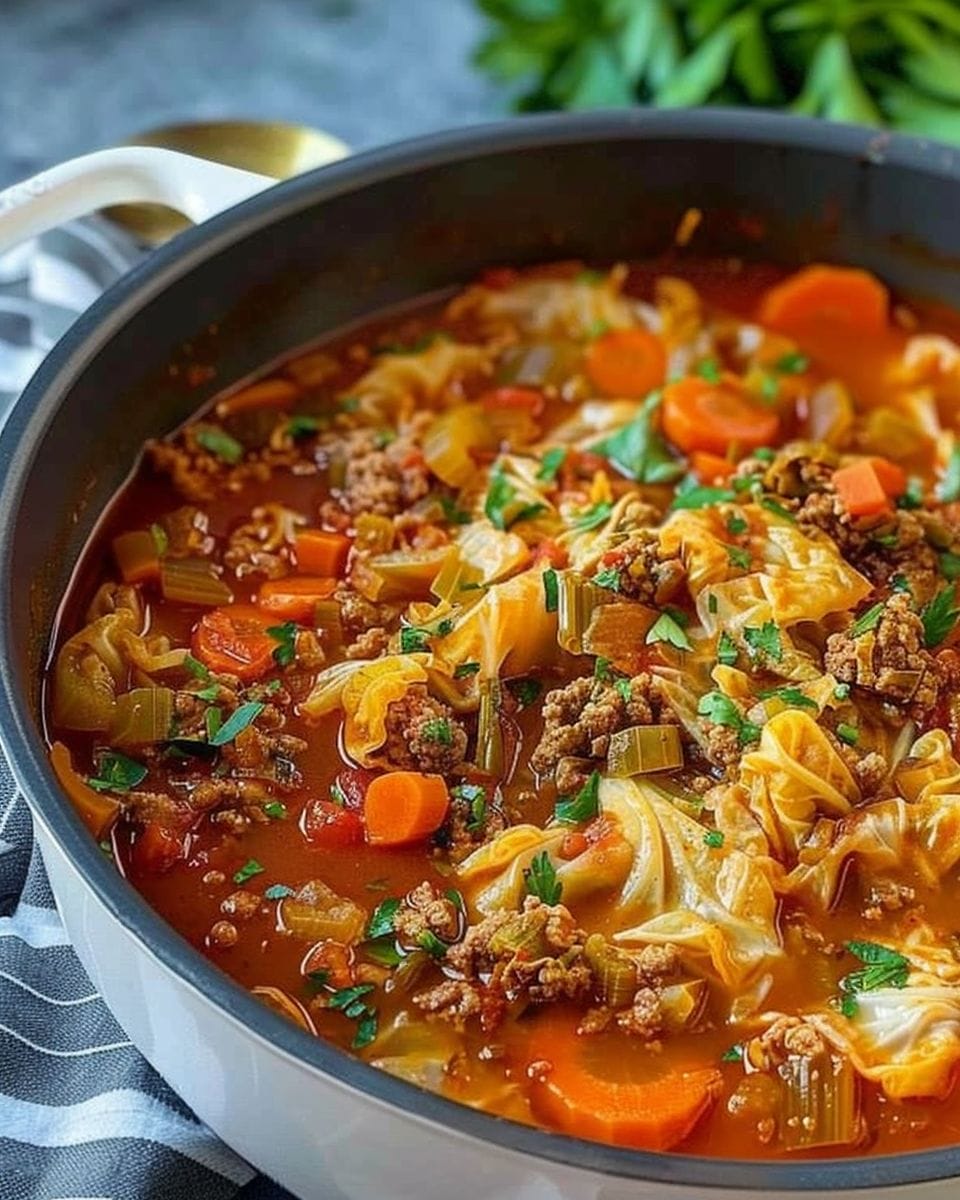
<box><xmin>399</xmin><ymin>617</ymin><xmax>454</xmax><ymax>654</ymax></box>
<box><xmin>717</xmin><ymin>631</ymin><xmax>738</xmax><ymax>667</ymax></box>
<box><xmin>921</xmin><ymin>587</ymin><xmax>960</xmax><ymax>648</ymax></box>
<box><xmin>839</xmin><ymin>941</ymin><xmax>909</xmax><ymax>1002</ymax></box>
<box><xmin>484</xmin><ymin>461</ymin><xmax>545</xmax><ymax>530</ymax></box>
<box><xmin>759</xmin><ymin>496</ymin><xmax>796</xmax><ymax>522</ymax></box>
<box><xmin>196</xmin><ymin>427</ymin><xmax>244</xmax><ymax>465</ymax></box>
<box><xmin>524</xmin><ymin>850</ymin><xmax>562</xmax><ymax>905</ymax></box>
<box><xmin>834</xmin><ymin>682</ymin><xmax>851</xmax><ymax>701</ymax></box>
<box><xmin>353</xmin><ymin>1009</ymin><xmax>378</xmax><ymax>1049</ymax></box>
<box><xmin>537</xmin><ymin>446</ymin><xmax>567</xmax><ymax>483</ymax></box>
<box><xmin>328</xmin><ymin>984</ymin><xmax>376</xmax><ymax>1012</ymax></box>
<box><xmin>233</xmin><ymin>859</ymin><xmax>265</xmax><ymax>885</ymax></box>
<box><xmin>646</xmin><ymin>610</ymin><xmax>692</xmax><ymax>652</ymax></box>
<box><xmin>592</xmin><ymin>566</ymin><xmax>621</xmax><ymax>592</ymax></box>
<box><xmin>267</xmin><ymin>621</ymin><xmax>297</xmax><ymax>667</ymax></box>
<box><xmin>697</xmin><ymin>691</ymin><xmax>759</xmax><ymax>745</ymax></box>
<box><xmin>150</xmin><ymin>522</ymin><xmax>169</xmax><ymax>555</ymax></box>
<box><xmin>940</xmin><ymin>552</ymin><xmax>960</xmax><ymax>581</ymax></box>
<box><xmin>594</xmin><ymin>656</ymin><xmax>612</xmax><ymax>682</ymax></box>
<box><xmin>507</xmin><ymin>677</ymin><xmax>542</xmax><ymax>709</ymax></box>
<box><xmin>264</xmin><ymin>801</ymin><xmax>287</xmax><ymax>820</ymax></box>
<box><xmin>184</xmin><ymin>654</ymin><xmax>211</xmax><ymax>681</ymax></box>
<box><xmin>286</xmin><ymin>415</ymin><xmax>323</xmax><ymax>439</ymax></box>
<box><xmin>439</xmin><ymin>494</ymin><xmax>472</xmax><ymax>525</ymax></box>
<box><xmin>417</xmin><ymin>930</ymin><xmax>449</xmax><ymax>959</ymax></box>
<box><xmin>554</xmin><ymin>770</ymin><xmax>601</xmax><ymax>825</ymax></box>
<box><xmin>721</xmin><ymin>1043</ymin><xmax>743</xmax><ymax>1063</ymax></box>
<box><xmin>366</xmin><ymin>898</ymin><xmax>400</xmax><ymax>941</ymax></box>
<box><xmin>760</xmin><ymin>686</ymin><xmax>817</xmax><ymax>711</ymax></box>
<box><xmin>670</xmin><ymin>484</ymin><xmax>735</xmax><ymax>511</ymax></box>
<box><xmin>836</xmin><ymin>722</ymin><xmax>860</xmax><ymax>746</ymax></box>
<box><xmin>725</xmin><ymin>513</ymin><xmax>748</xmax><ymax>536</ymax></box>
<box><xmin>572</xmin><ymin>501</ymin><xmax>612</xmax><ymax>530</ymax></box>
<box><xmin>454</xmin><ymin>661</ymin><xmax>481</xmax><ymax>679</ymax></box>
<box><xmin>775</xmin><ymin>352</ymin><xmax>809</xmax><ymax>374</ymax></box>
<box><xmin>543</xmin><ymin>567</ymin><xmax>559</xmax><ymax>612</ymax></box>
<box><xmin>591</xmin><ymin>392</ymin><xmax>683</xmax><ymax>485</ymax></box>
<box><xmin>725</xmin><ymin>543</ymin><xmax>751</xmax><ymax>570</ymax></box>
<box><xmin>421</xmin><ymin>718</ymin><xmax>452</xmax><ymax>745</ymax></box>
<box><xmin>697</xmin><ymin>357</ymin><xmax>721</xmax><ymax>382</ymax></box>
<box><xmin>209</xmin><ymin>701</ymin><xmax>264</xmax><ymax>747</ymax></box>
<box><xmin>264</xmin><ymin>883</ymin><xmax>294</xmax><ymax>900</ymax></box>
<box><xmin>743</xmin><ymin>620</ymin><xmax>782</xmax><ymax>662</ymax></box>
<box><xmin>938</xmin><ymin>445</ymin><xmax>960</xmax><ymax>503</ymax></box>
<box><xmin>703</xmin><ymin>829</ymin><xmax>724</xmax><ymax>848</ymax></box>
<box><xmin>363</xmin><ymin>941</ymin><xmax>402</xmax><ymax>968</ymax></box>
<box><xmin>87</xmin><ymin>751</ymin><xmax>148</xmax><ymax>794</ymax></box>
<box><xmin>851</xmin><ymin>603</ymin><xmax>885</xmax><ymax>637</ymax></box>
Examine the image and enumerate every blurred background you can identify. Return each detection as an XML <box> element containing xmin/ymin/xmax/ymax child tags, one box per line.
<box><xmin>3</xmin><ymin>0</ymin><xmax>960</xmax><ymax>189</ymax></box>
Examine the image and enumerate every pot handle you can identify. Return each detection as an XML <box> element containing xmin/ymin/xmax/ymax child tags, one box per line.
<box><xmin>0</xmin><ymin>146</ymin><xmax>281</xmax><ymax>254</ymax></box>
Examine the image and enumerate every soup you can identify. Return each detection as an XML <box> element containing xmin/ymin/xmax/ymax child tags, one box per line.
<box><xmin>45</xmin><ymin>257</ymin><xmax>960</xmax><ymax>1158</ymax></box>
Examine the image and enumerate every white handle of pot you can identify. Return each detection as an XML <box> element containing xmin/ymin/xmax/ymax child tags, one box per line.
<box><xmin>0</xmin><ymin>146</ymin><xmax>278</xmax><ymax>255</ymax></box>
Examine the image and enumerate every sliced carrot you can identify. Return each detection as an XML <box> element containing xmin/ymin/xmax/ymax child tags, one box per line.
<box><xmin>113</xmin><ymin>529</ymin><xmax>160</xmax><ymax>585</ymax></box>
<box><xmin>49</xmin><ymin>741</ymin><xmax>120</xmax><ymax>840</ymax></box>
<box><xmin>833</xmin><ymin>459</ymin><xmax>893</xmax><ymax>517</ymax></box>
<box><xmin>758</xmin><ymin>265</ymin><xmax>888</xmax><ymax>334</ymax></box>
<box><xmin>867</xmin><ymin>456</ymin><xmax>907</xmax><ymax>498</ymax></box>
<box><xmin>585</xmin><ymin>328</ymin><xmax>666</xmax><ymax>398</ymax></box>
<box><xmin>216</xmin><ymin>378</ymin><xmax>300</xmax><ymax>418</ymax></box>
<box><xmin>192</xmin><ymin>604</ymin><xmax>277</xmax><ymax>681</ymax></box>
<box><xmin>480</xmin><ymin>386</ymin><xmax>545</xmax><ymax>418</ymax></box>
<box><xmin>294</xmin><ymin>529</ymin><xmax>352</xmax><ymax>578</ymax></box>
<box><xmin>258</xmin><ymin>576</ymin><xmax>337</xmax><ymax>622</ymax></box>
<box><xmin>690</xmin><ymin>450</ymin><xmax>735</xmax><ymax>485</ymax></box>
<box><xmin>527</xmin><ymin>1011</ymin><xmax>721</xmax><ymax>1151</ymax></box>
<box><xmin>662</xmin><ymin>376</ymin><xmax>779</xmax><ymax>456</ymax></box>
<box><xmin>364</xmin><ymin>771</ymin><xmax>450</xmax><ymax>846</ymax></box>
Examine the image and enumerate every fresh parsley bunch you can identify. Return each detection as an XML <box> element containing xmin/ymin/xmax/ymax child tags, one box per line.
<box><xmin>474</xmin><ymin>0</ymin><xmax>960</xmax><ymax>143</ymax></box>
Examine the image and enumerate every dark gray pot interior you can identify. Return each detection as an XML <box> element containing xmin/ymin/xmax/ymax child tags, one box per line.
<box><xmin>3</xmin><ymin>110</ymin><xmax>960</xmax><ymax>1191</ymax></box>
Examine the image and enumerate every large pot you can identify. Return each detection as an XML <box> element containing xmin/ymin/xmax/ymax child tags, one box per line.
<box><xmin>3</xmin><ymin>111</ymin><xmax>960</xmax><ymax>1199</ymax></box>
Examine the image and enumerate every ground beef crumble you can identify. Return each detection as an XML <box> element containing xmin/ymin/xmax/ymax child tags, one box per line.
<box><xmin>393</xmin><ymin>881</ymin><xmax>462</xmax><ymax>948</ymax></box>
<box><xmin>594</xmin><ymin>529</ymin><xmax>686</xmax><ymax>605</ymax></box>
<box><xmin>319</xmin><ymin>426</ymin><xmax>431</xmax><ymax>521</ymax></box>
<box><xmin>382</xmin><ymin>685</ymin><xmax>468</xmax><ymax>774</ymax></box>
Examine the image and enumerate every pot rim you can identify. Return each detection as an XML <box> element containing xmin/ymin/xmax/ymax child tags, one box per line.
<box><xmin>4</xmin><ymin>108</ymin><xmax>960</xmax><ymax>1191</ymax></box>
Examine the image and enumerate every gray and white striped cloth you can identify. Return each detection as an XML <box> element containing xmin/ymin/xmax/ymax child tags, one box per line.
<box><xmin>0</xmin><ymin>220</ymin><xmax>295</xmax><ymax>1200</ymax></box>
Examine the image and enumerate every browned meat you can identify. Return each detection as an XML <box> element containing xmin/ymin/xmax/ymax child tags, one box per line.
<box><xmin>344</xmin><ymin>627</ymin><xmax>390</xmax><ymax>660</ymax></box>
<box><xmin>159</xmin><ymin>505</ymin><xmax>215</xmax><ymax>558</ymax></box>
<box><xmin>702</xmin><ymin>721</ymin><xmax>743</xmax><ymax>771</ymax></box>
<box><xmin>220</xmin><ymin>890</ymin><xmax>261</xmax><ymax>921</ymax></box>
<box><xmin>412</xmin><ymin>979</ymin><xmax>484</xmax><ymax>1029</ymax></box>
<box><xmin>594</xmin><ymin>530</ymin><xmax>686</xmax><ymax>605</ymax></box>
<box><xmin>335</xmin><ymin>586</ymin><xmax>401</xmax><ymax>639</ymax></box>
<box><xmin>322</xmin><ymin>427</ymin><xmax>431</xmax><ymax>520</ymax></box>
<box><xmin>393</xmin><ymin>881</ymin><xmax>462</xmax><ymax>948</ymax></box>
<box><xmin>435</xmin><ymin>782</ymin><xmax>508</xmax><ymax>862</ymax></box>
<box><xmin>530</xmin><ymin>673</ymin><xmax>671</xmax><ymax>789</ymax></box>
<box><xmin>223</xmin><ymin>504</ymin><xmax>304</xmax><ymax>579</ymax></box>
<box><xmin>824</xmin><ymin>593</ymin><xmax>938</xmax><ymax>715</ymax></box>
<box><xmin>382</xmin><ymin>686</ymin><xmax>468</xmax><ymax>774</ymax></box>
<box><xmin>615</xmin><ymin>986</ymin><xmax>662</xmax><ymax>1039</ymax></box>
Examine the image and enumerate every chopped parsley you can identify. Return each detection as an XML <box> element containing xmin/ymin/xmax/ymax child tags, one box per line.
<box><xmin>439</xmin><ymin>495</ymin><xmax>472</xmax><ymax>525</ymax></box>
<box><xmin>87</xmin><ymin>751</ymin><xmax>148</xmax><ymax>794</ymax></box>
<box><xmin>716</xmin><ymin>631</ymin><xmax>738</xmax><ymax>667</ymax></box>
<box><xmin>838</xmin><ymin>941</ymin><xmax>909</xmax><ymax>1017</ymax></box>
<box><xmin>833</xmin><ymin>682</ymin><xmax>851</xmax><ymax>701</ymax></box>
<box><xmin>594</xmin><ymin>656</ymin><xmax>613</xmax><ymax>682</ymax></box>
<box><xmin>543</xmin><ymin>567</ymin><xmax>559</xmax><ymax>612</ymax></box>
<box><xmin>590</xmin><ymin>391</ymin><xmax>684</xmax><ymax>485</ymax></box>
<box><xmin>725</xmin><ymin>544</ymin><xmax>751</xmax><ymax>570</ymax></box>
<box><xmin>697</xmin><ymin>357</ymin><xmax>721</xmax><ymax>383</ymax></box>
<box><xmin>454</xmin><ymin>782</ymin><xmax>487</xmax><ymax>833</ymax></box>
<box><xmin>898</xmin><ymin>477</ymin><xmax>924</xmax><ymax>510</ymax></box>
<box><xmin>939</xmin><ymin>552</ymin><xmax>960</xmax><ymax>582</ymax></box>
<box><xmin>508</xmin><ymin>677</ymin><xmax>542</xmax><ymax>709</ymax></box>
<box><xmin>697</xmin><ymin>691</ymin><xmax>760</xmax><ymax>745</ymax></box>
<box><xmin>267</xmin><ymin>621</ymin><xmax>297</xmax><ymax>667</ymax></box>
<box><xmin>670</xmin><ymin>484</ymin><xmax>736</xmax><ymax>511</ymax></box>
<box><xmin>721</xmin><ymin>1043</ymin><xmax>744</xmax><ymax>1063</ymax></box>
<box><xmin>209</xmin><ymin>701</ymin><xmax>264</xmax><ymax>747</ymax></box>
<box><xmin>774</xmin><ymin>352</ymin><xmax>809</xmax><ymax>375</ymax></box>
<box><xmin>233</xmin><ymin>859</ymin><xmax>265</xmax><ymax>885</ymax></box>
<box><xmin>922</xmin><ymin>587</ymin><xmax>960</xmax><ymax>648</ymax></box>
<box><xmin>759</xmin><ymin>496</ymin><xmax>796</xmax><ymax>522</ymax></box>
<box><xmin>454</xmin><ymin>661</ymin><xmax>481</xmax><ymax>679</ymax></box>
<box><xmin>524</xmin><ymin>850</ymin><xmax>562</xmax><ymax>905</ymax></box>
<box><xmin>646</xmin><ymin>610</ymin><xmax>692</xmax><ymax>652</ymax></box>
<box><xmin>536</xmin><ymin>446</ymin><xmax>567</xmax><ymax>483</ymax></box>
<box><xmin>572</xmin><ymin>501</ymin><xmax>613</xmax><ymax>531</ymax></box>
<box><xmin>184</xmin><ymin>654</ymin><xmax>211</xmax><ymax>681</ymax></box>
<box><xmin>196</xmin><ymin>427</ymin><xmax>243</xmax><ymax>465</ymax></box>
<box><xmin>554</xmin><ymin>770</ymin><xmax>601</xmax><ymax>825</ymax></box>
<box><xmin>417</xmin><ymin>930</ymin><xmax>449</xmax><ymax>959</ymax></box>
<box><xmin>759</xmin><ymin>374</ymin><xmax>779</xmax><ymax>403</ymax></box>
<box><xmin>363</xmin><ymin>941</ymin><xmax>402</xmax><ymax>968</ymax></box>
<box><xmin>615</xmin><ymin>677</ymin><xmax>632</xmax><ymax>702</ymax></box>
<box><xmin>264</xmin><ymin>884</ymin><xmax>295</xmax><ymax>901</ymax></box>
<box><xmin>753</xmin><ymin>446</ymin><xmax>776</xmax><ymax>462</ymax></box>
<box><xmin>421</xmin><ymin>718</ymin><xmax>452</xmax><ymax>745</ymax></box>
<box><xmin>891</xmin><ymin>573</ymin><xmax>912</xmax><ymax>594</ymax></box>
<box><xmin>703</xmin><ymin>829</ymin><xmax>725</xmax><ymax>849</ymax></box>
<box><xmin>836</xmin><ymin>722</ymin><xmax>860</xmax><ymax>746</ymax></box>
<box><xmin>707</xmin><ymin>592</ymin><xmax>718</xmax><ymax>614</ymax></box>
<box><xmin>484</xmin><ymin>461</ymin><xmax>545</xmax><ymax>531</ymax></box>
<box><xmin>760</xmin><ymin>686</ymin><xmax>817</xmax><ymax>711</ymax></box>
<box><xmin>399</xmin><ymin>618</ymin><xmax>454</xmax><ymax>653</ymax></box>
<box><xmin>150</xmin><ymin>522</ymin><xmax>168</xmax><ymax>555</ymax></box>
<box><xmin>938</xmin><ymin>445</ymin><xmax>960</xmax><ymax>503</ymax></box>
<box><xmin>366</xmin><ymin>898</ymin><xmax>400</xmax><ymax>941</ymax></box>
<box><xmin>851</xmin><ymin>602</ymin><xmax>884</xmax><ymax>637</ymax></box>
<box><xmin>593</xmin><ymin>566</ymin><xmax>622</xmax><ymax>592</ymax></box>
<box><xmin>205</xmin><ymin>707</ymin><xmax>222</xmax><ymax>742</ymax></box>
<box><xmin>328</xmin><ymin>983</ymin><xmax>379</xmax><ymax>1050</ymax></box>
<box><xmin>743</xmin><ymin>620</ymin><xmax>782</xmax><ymax>662</ymax></box>
<box><xmin>330</xmin><ymin>781</ymin><xmax>348</xmax><ymax>807</ymax></box>
<box><xmin>725</xmin><ymin>513</ymin><xmax>748</xmax><ymax>536</ymax></box>
<box><xmin>263</xmin><ymin>801</ymin><xmax>287</xmax><ymax>820</ymax></box>
<box><xmin>286</xmin><ymin>414</ymin><xmax>323</xmax><ymax>439</ymax></box>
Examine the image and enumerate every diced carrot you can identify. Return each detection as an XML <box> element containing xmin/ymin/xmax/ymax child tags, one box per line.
<box><xmin>867</xmin><ymin>456</ymin><xmax>907</xmax><ymax>498</ymax></box>
<box><xmin>258</xmin><ymin>576</ymin><xmax>337</xmax><ymax>622</ymax></box>
<box><xmin>832</xmin><ymin>459</ymin><xmax>892</xmax><ymax>517</ymax></box>
<box><xmin>662</xmin><ymin>376</ymin><xmax>779</xmax><ymax>456</ymax></box>
<box><xmin>132</xmin><ymin>822</ymin><xmax>186</xmax><ymax>874</ymax></box>
<box><xmin>192</xmin><ymin>604</ymin><xmax>277</xmax><ymax>682</ymax></box>
<box><xmin>113</xmin><ymin>529</ymin><xmax>160</xmax><ymax>585</ymax></box>
<box><xmin>364</xmin><ymin>771</ymin><xmax>450</xmax><ymax>846</ymax></box>
<box><xmin>49</xmin><ymin>741</ymin><xmax>120</xmax><ymax>840</ymax></box>
<box><xmin>301</xmin><ymin>940</ymin><xmax>354</xmax><ymax>990</ymax></box>
<box><xmin>584</xmin><ymin>328</ymin><xmax>666</xmax><ymax>398</ymax></box>
<box><xmin>527</xmin><ymin>1011</ymin><xmax>722</xmax><ymax>1151</ymax></box>
<box><xmin>479</xmin><ymin>386</ymin><xmax>545</xmax><ymax>418</ymax></box>
<box><xmin>294</xmin><ymin>529</ymin><xmax>352</xmax><ymax>578</ymax></box>
<box><xmin>758</xmin><ymin>265</ymin><xmax>888</xmax><ymax>334</ymax></box>
<box><xmin>690</xmin><ymin>450</ymin><xmax>735</xmax><ymax>485</ymax></box>
<box><xmin>558</xmin><ymin>831</ymin><xmax>588</xmax><ymax>860</ymax></box>
<box><xmin>216</xmin><ymin>378</ymin><xmax>300</xmax><ymax>417</ymax></box>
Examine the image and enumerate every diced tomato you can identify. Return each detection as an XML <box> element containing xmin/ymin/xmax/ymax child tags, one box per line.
<box><xmin>558</xmin><ymin>831</ymin><xmax>588</xmax><ymax>860</ymax></box>
<box><xmin>132</xmin><ymin>822</ymin><xmax>185</xmax><ymax>874</ymax></box>
<box><xmin>302</xmin><ymin>799</ymin><xmax>365</xmax><ymax>848</ymax></box>
<box><xmin>480</xmin><ymin>387</ymin><xmax>545</xmax><ymax>418</ymax></box>
<box><xmin>300</xmin><ymin>939</ymin><xmax>355</xmax><ymax>989</ymax></box>
<box><xmin>334</xmin><ymin>767</ymin><xmax>377</xmax><ymax>810</ymax></box>
<box><xmin>533</xmin><ymin>538</ymin><xmax>568</xmax><ymax>569</ymax></box>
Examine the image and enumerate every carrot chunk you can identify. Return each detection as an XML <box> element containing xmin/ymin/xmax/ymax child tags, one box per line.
<box><xmin>294</xmin><ymin>529</ymin><xmax>352</xmax><ymax>578</ymax></box>
<box><xmin>867</xmin><ymin>456</ymin><xmax>907</xmax><ymax>499</ymax></box>
<box><xmin>258</xmin><ymin>576</ymin><xmax>337</xmax><ymax>622</ymax></box>
<box><xmin>113</xmin><ymin>530</ymin><xmax>160</xmax><ymax>584</ymax></box>
<box><xmin>690</xmin><ymin>450</ymin><xmax>735</xmax><ymax>485</ymax></box>
<box><xmin>192</xmin><ymin>604</ymin><xmax>277</xmax><ymax>681</ymax></box>
<box><xmin>585</xmin><ymin>328</ymin><xmax>666</xmax><ymax>398</ymax></box>
<box><xmin>216</xmin><ymin>378</ymin><xmax>300</xmax><ymax>417</ymax></box>
<box><xmin>480</xmin><ymin>386</ymin><xmax>545</xmax><ymax>417</ymax></box>
<box><xmin>662</xmin><ymin>376</ymin><xmax>779</xmax><ymax>456</ymax></box>
<box><xmin>833</xmin><ymin>459</ymin><xmax>893</xmax><ymax>517</ymax></box>
<box><xmin>364</xmin><ymin>772</ymin><xmax>450</xmax><ymax>846</ymax></box>
<box><xmin>527</xmin><ymin>1011</ymin><xmax>721</xmax><ymax>1151</ymax></box>
<box><xmin>49</xmin><ymin>741</ymin><xmax>120</xmax><ymax>840</ymax></box>
<box><xmin>758</xmin><ymin>265</ymin><xmax>888</xmax><ymax>334</ymax></box>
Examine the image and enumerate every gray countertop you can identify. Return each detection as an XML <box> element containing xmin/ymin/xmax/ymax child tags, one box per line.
<box><xmin>0</xmin><ymin>0</ymin><xmax>506</xmax><ymax>185</ymax></box>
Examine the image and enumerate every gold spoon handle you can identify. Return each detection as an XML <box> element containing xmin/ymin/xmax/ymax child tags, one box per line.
<box><xmin>0</xmin><ymin>146</ymin><xmax>275</xmax><ymax>255</ymax></box>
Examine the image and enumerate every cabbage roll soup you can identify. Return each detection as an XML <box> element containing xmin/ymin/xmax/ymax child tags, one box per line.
<box><xmin>47</xmin><ymin>258</ymin><xmax>960</xmax><ymax>1159</ymax></box>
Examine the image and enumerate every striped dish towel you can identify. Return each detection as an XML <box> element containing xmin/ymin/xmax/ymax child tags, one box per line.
<box><xmin>0</xmin><ymin>220</ymin><xmax>295</xmax><ymax>1200</ymax></box>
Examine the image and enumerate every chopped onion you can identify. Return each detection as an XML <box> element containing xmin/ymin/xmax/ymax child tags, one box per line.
<box><xmin>110</xmin><ymin>687</ymin><xmax>174</xmax><ymax>746</ymax></box>
<box><xmin>160</xmin><ymin>557</ymin><xmax>233</xmax><ymax>606</ymax></box>
<box><xmin>607</xmin><ymin>725</ymin><xmax>684</xmax><ymax>776</ymax></box>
